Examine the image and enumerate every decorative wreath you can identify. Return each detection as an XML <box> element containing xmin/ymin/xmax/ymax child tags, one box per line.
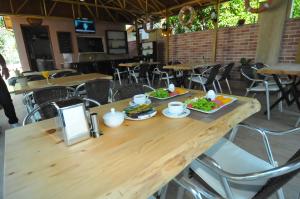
<box><xmin>245</xmin><ymin>0</ymin><xmax>272</xmax><ymax>13</ymax></box>
<box><xmin>178</xmin><ymin>6</ymin><xmax>196</xmax><ymax>27</ymax></box>
<box><xmin>143</xmin><ymin>15</ymin><xmax>154</xmax><ymax>33</ymax></box>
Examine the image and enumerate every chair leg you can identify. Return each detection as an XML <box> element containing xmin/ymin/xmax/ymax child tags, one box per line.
<box><xmin>295</xmin><ymin>117</ymin><xmax>300</xmax><ymax>127</ymax></box>
<box><xmin>202</xmin><ymin>84</ymin><xmax>207</xmax><ymax>92</ymax></box>
<box><xmin>225</xmin><ymin>78</ymin><xmax>232</xmax><ymax>94</ymax></box>
<box><xmin>152</xmin><ymin>74</ymin><xmax>155</xmax><ymax>86</ymax></box>
<box><xmin>217</xmin><ymin>80</ymin><xmax>223</xmax><ymax>93</ymax></box>
<box><xmin>213</xmin><ymin>81</ymin><xmax>218</xmax><ymax>93</ymax></box>
<box><xmin>265</xmin><ymin>85</ymin><xmax>271</xmax><ymax>120</ymax></box>
<box><xmin>278</xmin><ymin>92</ymin><xmax>283</xmax><ymax>112</ymax></box>
<box><xmin>188</xmin><ymin>79</ymin><xmax>192</xmax><ymax>89</ymax></box>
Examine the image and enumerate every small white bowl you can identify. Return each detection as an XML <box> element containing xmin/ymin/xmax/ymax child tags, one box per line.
<box><xmin>103</xmin><ymin>108</ymin><xmax>124</xmax><ymax>128</ymax></box>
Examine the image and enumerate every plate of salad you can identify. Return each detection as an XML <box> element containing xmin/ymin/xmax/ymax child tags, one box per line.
<box><xmin>148</xmin><ymin>88</ymin><xmax>189</xmax><ymax>100</ymax></box>
<box><xmin>184</xmin><ymin>95</ymin><xmax>237</xmax><ymax>114</ymax></box>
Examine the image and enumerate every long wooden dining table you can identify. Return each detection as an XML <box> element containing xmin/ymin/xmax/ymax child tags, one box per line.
<box><xmin>21</xmin><ymin>69</ymin><xmax>77</xmax><ymax>77</ymax></box>
<box><xmin>4</xmin><ymin>90</ymin><xmax>260</xmax><ymax>199</ymax></box>
<box><xmin>163</xmin><ymin>62</ymin><xmax>216</xmax><ymax>71</ymax></box>
<box><xmin>11</xmin><ymin>73</ymin><xmax>112</xmax><ymax>94</ymax></box>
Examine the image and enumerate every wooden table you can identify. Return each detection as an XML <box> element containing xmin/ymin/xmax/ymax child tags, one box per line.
<box><xmin>11</xmin><ymin>73</ymin><xmax>112</xmax><ymax>94</ymax></box>
<box><xmin>257</xmin><ymin>63</ymin><xmax>300</xmax><ymax>76</ymax></box>
<box><xmin>4</xmin><ymin>91</ymin><xmax>260</xmax><ymax>199</ymax></box>
<box><xmin>258</xmin><ymin>63</ymin><xmax>300</xmax><ymax>112</ymax></box>
<box><xmin>21</xmin><ymin>69</ymin><xmax>76</xmax><ymax>77</ymax></box>
<box><xmin>118</xmin><ymin>62</ymin><xmax>160</xmax><ymax>68</ymax></box>
<box><xmin>163</xmin><ymin>63</ymin><xmax>216</xmax><ymax>71</ymax></box>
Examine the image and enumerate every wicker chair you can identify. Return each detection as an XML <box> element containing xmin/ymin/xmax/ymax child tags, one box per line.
<box><xmin>23</xmin><ymin>97</ymin><xmax>100</xmax><ymax>125</ymax></box>
<box><xmin>23</xmin><ymin>86</ymin><xmax>75</xmax><ymax>120</ymax></box>
<box><xmin>113</xmin><ymin>83</ymin><xmax>151</xmax><ymax>101</ymax></box>
<box><xmin>75</xmin><ymin>79</ymin><xmax>113</xmax><ymax>105</ymax></box>
<box><xmin>26</xmin><ymin>75</ymin><xmax>45</xmax><ymax>81</ymax></box>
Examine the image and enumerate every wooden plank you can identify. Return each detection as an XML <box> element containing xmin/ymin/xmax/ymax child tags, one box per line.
<box><xmin>257</xmin><ymin>63</ymin><xmax>300</xmax><ymax>76</ymax></box>
<box><xmin>21</xmin><ymin>69</ymin><xmax>76</xmax><ymax>77</ymax></box>
<box><xmin>163</xmin><ymin>63</ymin><xmax>216</xmax><ymax>71</ymax></box>
<box><xmin>4</xmin><ymin>92</ymin><xmax>260</xmax><ymax>199</ymax></box>
<box><xmin>12</xmin><ymin>73</ymin><xmax>112</xmax><ymax>94</ymax></box>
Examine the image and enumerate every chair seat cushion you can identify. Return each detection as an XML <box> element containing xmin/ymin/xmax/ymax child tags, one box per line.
<box><xmin>189</xmin><ymin>76</ymin><xmax>207</xmax><ymax>84</ymax></box>
<box><xmin>190</xmin><ymin>138</ymin><xmax>273</xmax><ymax>199</ymax></box>
<box><xmin>247</xmin><ymin>83</ymin><xmax>280</xmax><ymax>92</ymax></box>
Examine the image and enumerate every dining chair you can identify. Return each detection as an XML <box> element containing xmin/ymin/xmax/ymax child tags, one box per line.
<box><xmin>152</xmin><ymin>64</ymin><xmax>175</xmax><ymax>87</ymax></box>
<box><xmin>173</xmin><ymin>123</ymin><xmax>300</xmax><ymax>199</ymax></box>
<box><xmin>136</xmin><ymin>63</ymin><xmax>152</xmax><ymax>86</ymax></box>
<box><xmin>26</xmin><ymin>74</ymin><xmax>45</xmax><ymax>81</ymax></box>
<box><xmin>241</xmin><ymin>65</ymin><xmax>282</xmax><ymax>120</ymax></box>
<box><xmin>23</xmin><ymin>97</ymin><xmax>100</xmax><ymax>125</ymax></box>
<box><xmin>111</xmin><ymin>61</ymin><xmax>128</xmax><ymax>85</ymax></box>
<box><xmin>113</xmin><ymin>83</ymin><xmax>151</xmax><ymax>101</ymax></box>
<box><xmin>51</xmin><ymin>71</ymin><xmax>80</xmax><ymax>78</ymax></box>
<box><xmin>23</xmin><ymin>86</ymin><xmax>75</xmax><ymax>119</ymax></box>
<box><xmin>215</xmin><ymin>63</ymin><xmax>235</xmax><ymax>94</ymax></box>
<box><xmin>188</xmin><ymin>64</ymin><xmax>222</xmax><ymax>92</ymax></box>
<box><xmin>75</xmin><ymin>79</ymin><xmax>113</xmax><ymax>105</ymax></box>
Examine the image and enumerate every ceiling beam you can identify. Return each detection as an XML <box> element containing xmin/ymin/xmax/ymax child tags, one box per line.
<box><xmin>98</xmin><ymin>0</ymin><xmax>116</xmax><ymax>22</ymax></box>
<box><xmin>15</xmin><ymin>0</ymin><xmax>29</xmax><ymax>14</ymax></box>
<box><xmin>48</xmin><ymin>2</ymin><xmax>57</xmax><ymax>16</ymax></box>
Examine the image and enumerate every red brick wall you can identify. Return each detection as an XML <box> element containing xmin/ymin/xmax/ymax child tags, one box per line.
<box><xmin>128</xmin><ymin>18</ymin><xmax>300</xmax><ymax>78</ymax></box>
<box><xmin>279</xmin><ymin>19</ymin><xmax>300</xmax><ymax>63</ymax></box>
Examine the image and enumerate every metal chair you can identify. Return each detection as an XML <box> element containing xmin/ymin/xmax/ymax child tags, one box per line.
<box><xmin>174</xmin><ymin>123</ymin><xmax>300</xmax><ymax>199</ymax></box>
<box><xmin>51</xmin><ymin>71</ymin><xmax>78</xmax><ymax>78</ymax></box>
<box><xmin>23</xmin><ymin>86</ymin><xmax>75</xmax><ymax>118</ymax></box>
<box><xmin>241</xmin><ymin>65</ymin><xmax>282</xmax><ymax>120</ymax></box>
<box><xmin>23</xmin><ymin>97</ymin><xmax>100</xmax><ymax>125</ymax></box>
<box><xmin>189</xmin><ymin>64</ymin><xmax>222</xmax><ymax>92</ymax></box>
<box><xmin>26</xmin><ymin>75</ymin><xmax>45</xmax><ymax>81</ymax></box>
<box><xmin>113</xmin><ymin>83</ymin><xmax>150</xmax><ymax>101</ymax></box>
<box><xmin>136</xmin><ymin>63</ymin><xmax>152</xmax><ymax>86</ymax></box>
<box><xmin>215</xmin><ymin>63</ymin><xmax>235</xmax><ymax>94</ymax></box>
<box><xmin>152</xmin><ymin>64</ymin><xmax>175</xmax><ymax>87</ymax></box>
<box><xmin>111</xmin><ymin>61</ymin><xmax>128</xmax><ymax>85</ymax></box>
<box><xmin>75</xmin><ymin>79</ymin><xmax>113</xmax><ymax>105</ymax></box>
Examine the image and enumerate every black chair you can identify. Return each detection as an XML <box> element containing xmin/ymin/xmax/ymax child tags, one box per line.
<box><xmin>31</xmin><ymin>86</ymin><xmax>75</xmax><ymax>119</ymax></box>
<box><xmin>26</xmin><ymin>75</ymin><xmax>45</xmax><ymax>81</ymax></box>
<box><xmin>113</xmin><ymin>83</ymin><xmax>149</xmax><ymax>101</ymax></box>
<box><xmin>137</xmin><ymin>63</ymin><xmax>151</xmax><ymax>86</ymax></box>
<box><xmin>51</xmin><ymin>71</ymin><xmax>77</xmax><ymax>78</ymax></box>
<box><xmin>215</xmin><ymin>62</ymin><xmax>235</xmax><ymax>94</ymax></box>
<box><xmin>75</xmin><ymin>79</ymin><xmax>113</xmax><ymax>105</ymax></box>
<box><xmin>189</xmin><ymin>64</ymin><xmax>222</xmax><ymax>92</ymax></box>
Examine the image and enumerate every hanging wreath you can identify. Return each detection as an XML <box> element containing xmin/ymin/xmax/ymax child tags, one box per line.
<box><xmin>143</xmin><ymin>15</ymin><xmax>154</xmax><ymax>33</ymax></box>
<box><xmin>245</xmin><ymin>0</ymin><xmax>273</xmax><ymax>13</ymax></box>
<box><xmin>178</xmin><ymin>6</ymin><xmax>196</xmax><ymax>27</ymax></box>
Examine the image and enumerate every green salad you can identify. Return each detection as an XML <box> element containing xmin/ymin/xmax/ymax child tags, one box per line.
<box><xmin>150</xmin><ymin>88</ymin><xmax>169</xmax><ymax>98</ymax></box>
<box><xmin>185</xmin><ymin>98</ymin><xmax>217</xmax><ymax>111</ymax></box>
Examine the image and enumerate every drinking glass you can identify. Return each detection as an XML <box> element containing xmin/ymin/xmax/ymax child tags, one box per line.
<box><xmin>41</xmin><ymin>71</ymin><xmax>50</xmax><ymax>84</ymax></box>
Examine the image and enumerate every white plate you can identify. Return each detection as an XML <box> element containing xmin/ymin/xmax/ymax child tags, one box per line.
<box><xmin>148</xmin><ymin>89</ymin><xmax>189</xmax><ymax>100</ymax></box>
<box><xmin>125</xmin><ymin>110</ymin><xmax>157</xmax><ymax>121</ymax></box>
<box><xmin>186</xmin><ymin>95</ymin><xmax>237</xmax><ymax>114</ymax></box>
<box><xmin>129</xmin><ymin>99</ymin><xmax>151</xmax><ymax>106</ymax></box>
<box><xmin>162</xmin><ymin>108</ymin><xmax>191</xmax><ymax>119</ymax></box>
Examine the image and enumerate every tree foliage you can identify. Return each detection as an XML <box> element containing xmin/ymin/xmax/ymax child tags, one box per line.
<box><xmin>292</xmin><ymin>0</ymin><xmax>300</xmax><ymax>18</ymax></box>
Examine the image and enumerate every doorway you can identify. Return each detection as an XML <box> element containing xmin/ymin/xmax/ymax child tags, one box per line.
<box><xmin>21</xmin><ymin>25</ymin><xmax>55</xmax><ymax>71</ymax></box>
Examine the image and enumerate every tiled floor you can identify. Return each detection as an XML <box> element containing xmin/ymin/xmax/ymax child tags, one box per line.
<box><xmin>1</xmin><ymin>80</ymin><xmax>299</xmax><ymax>198</ymax></box>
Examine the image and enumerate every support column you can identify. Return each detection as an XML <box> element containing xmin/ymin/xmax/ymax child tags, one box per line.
<box><xmin>135</xmin><ymin>19</ymin><xmax>141</xmax><ymax>56</ymax></box>
<box><xmin>255</xmin><ymin>0</ymin><xmax>290</xmax><ymax>65</ymax></box>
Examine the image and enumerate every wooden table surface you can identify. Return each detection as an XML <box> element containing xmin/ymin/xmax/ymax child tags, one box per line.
<box><xmin>11</xmin><ymin>73</ymin><xmax>112</xmax><ymax>94</ymax></box>
<box><xmin>257</xmin><ymin>63</ymin><xmax>300</xmax><ymax>76</ymax></box>
<box><xmin>118</xmin><ymin>62</ymin><xmax>160</xmax><ymax>68</ymax></box>
<box><xmin>4</xmin><ymin>91</ymin><xmax>260</xmax><ymax>199</ymax></box>
<box><xmin>163</xmin><ymin>63</ymin><xmax>216</xmax><ymax>71</ymax></box>
<box><xmin>22</xmin><ymin>69</ymin><xmax>76</xmax><ymax>77</ymax></box>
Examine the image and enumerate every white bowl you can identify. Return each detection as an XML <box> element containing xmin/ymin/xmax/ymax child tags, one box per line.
<box><xmin>103</xmin><ymin>108</ymin><xmax>124</xmax><ymax>128</ymax></box>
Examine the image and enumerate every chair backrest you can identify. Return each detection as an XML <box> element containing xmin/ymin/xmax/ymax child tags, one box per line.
<box><xmin>220</xmin><ymin>63</ymin><xmax>235</xmax><ymax>81</ymax></box>
<box><xmin>23</xmin><ymin>97</ymin><xmax>100</xmax><ymax>125</ymax></box>
<box><xmin>139</xmin><ymin>64</ymin><xmax>151</xmax><ymax>78</ymax></box>
<box><xmin>241</xmin><ymin>63</ymin><xmax>265</xmax><ymax>82</ymax></box>
<box><xmin>252</xmin><ymin>149</ymin><xmax>300</xmax><ymax>199</ymax></box>
<box><xmin>51</xmin><ymin>71</ymin><xmax>75</xmax><ymax>78</ymax></box>
<box><xmin>85</xmin><ymin>79</ymin><xmax>113</xmax><ymax>105</ymax></box>
<box><xmin>26</xmin><ymin>75</ymin><xmax>45</xmax><ymax>81</ymax></box>
<box><xmin>32</xmin><ymin>86</ymin><xmax>74</xmax><ymax>119</ymax></box>
<box><xmin>113</xmin><ymin>83</ymin><xmax>146</xmax><ymax>101</ymax></box>
<box><xmin>205</xmin><ymin>64</ymin><xmax>222</xmax><ymax>85</ymax></box>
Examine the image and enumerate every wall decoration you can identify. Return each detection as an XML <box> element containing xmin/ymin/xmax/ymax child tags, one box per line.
<box><xmin>245</xmin><ymin>0</ymin><xmax>272</xmax><ymax>13</ymax></box>
<box><xmin>178</xmin><ymin>6</ymin><xmax>196</xmax><ymax>27</ymax></box>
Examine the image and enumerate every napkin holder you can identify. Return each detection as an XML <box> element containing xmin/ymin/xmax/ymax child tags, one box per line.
<box><xmin>54</xmin><ymin>98</ymin><xmax>90</xmax><ymax>146</ymax></box>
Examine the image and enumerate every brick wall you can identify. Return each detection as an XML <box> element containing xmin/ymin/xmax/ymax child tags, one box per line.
<box><xmin>128</xmin><ymin>18</ymin><xmax>300</xmax><ymax>78</ymax></box>
<box><xmin>279</xmin><ymin>19</ymin><xmax>300</xmax><ymax>63</ymax></box>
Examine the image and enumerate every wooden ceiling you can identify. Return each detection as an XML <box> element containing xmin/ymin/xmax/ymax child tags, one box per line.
<box><xmin>0</xmin><ymin>0</ymin><xmax>227</xmax><ymax>23</ymax></box>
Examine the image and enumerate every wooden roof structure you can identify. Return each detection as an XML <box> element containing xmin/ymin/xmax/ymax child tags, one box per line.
<box><xmin>0</xmin><ymin>0</ymin><xmax>228</xmax><ymax>23</ymax></box>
